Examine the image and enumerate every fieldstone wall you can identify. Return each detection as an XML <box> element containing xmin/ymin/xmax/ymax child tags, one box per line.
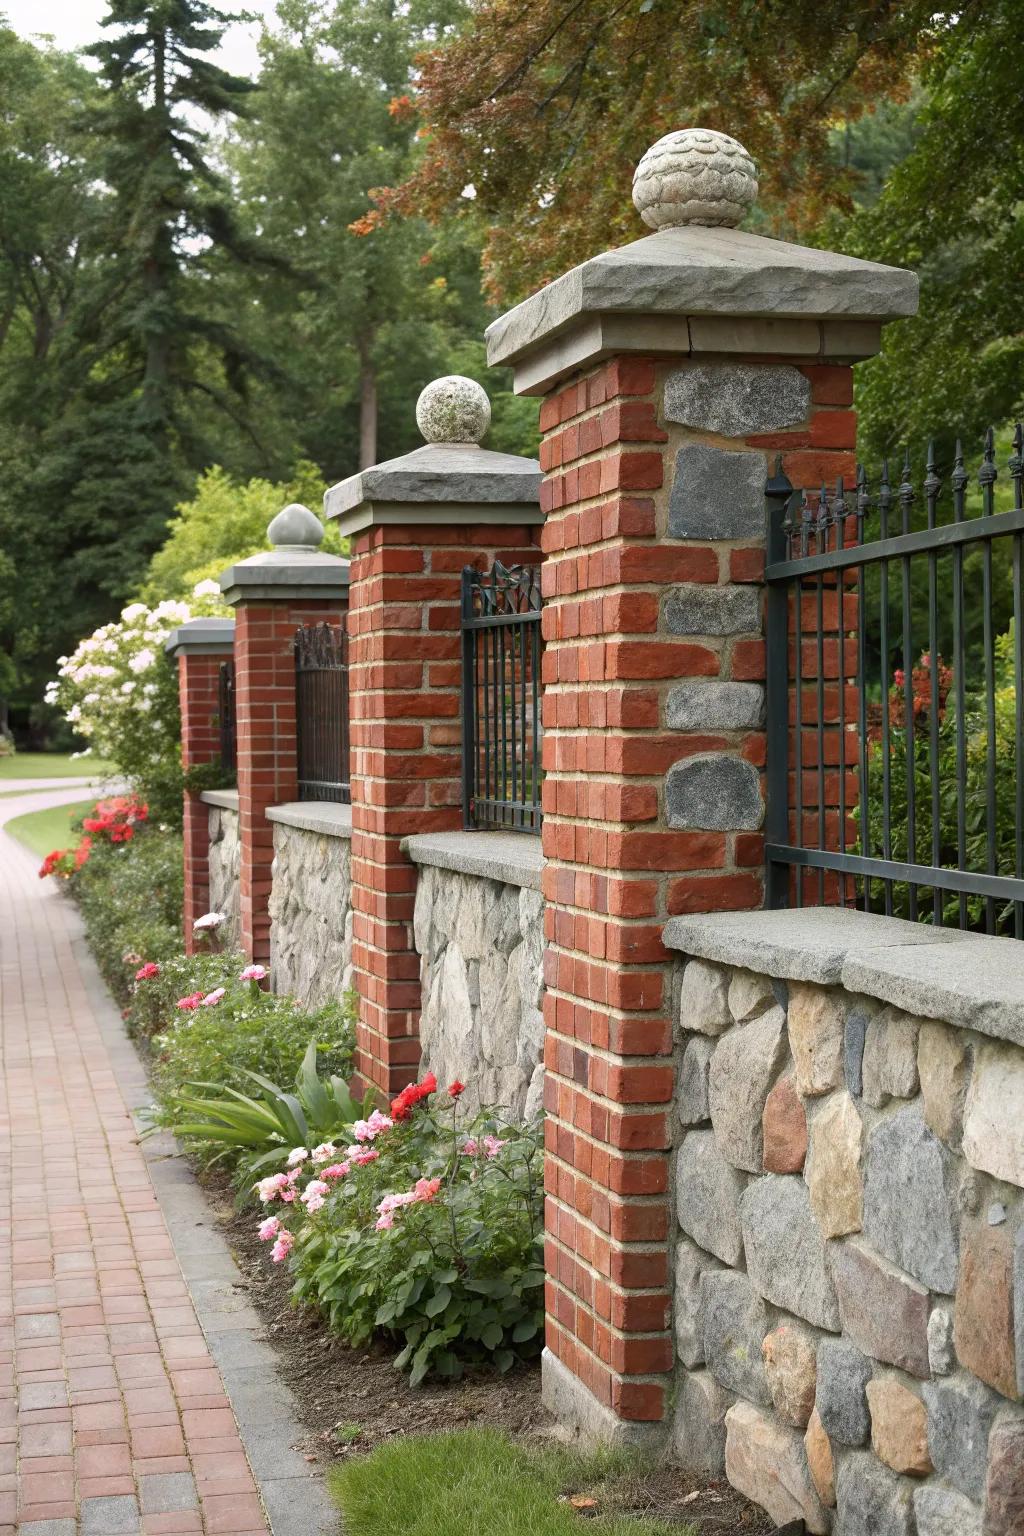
<box><xmin>268</xmin><ymin>822</ymin><xmax>353</xmax><ymax>1009</ymax></box>
<box><xmin>413</xmin><ymin>863</ymin><xmax>545</xmax><ymax>1120</ymax></box>
<box><xmin>671</xmin><ymin>955</ymin><xmax>1024</xmax><ymax>1536</ymax></box>
<box><xmin>206</xmin><ymin>804</ymin><xmax>240</xmax><ymax>950</ymax></box>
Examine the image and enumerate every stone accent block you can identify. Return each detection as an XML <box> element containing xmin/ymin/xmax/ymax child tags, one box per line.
<box><xmin>963</xmin><ymin>1041</ymin><xmax>1024</xmax><ymax>1189</ymax></box>
<box><xmin>676</xmin><ymin>1131</ymin><xmax>746</xmax><ymax>1266</ymax></box>
<box><xmin>728</xmin><ymin>969</ymin><xmax>775</xmax><ymax>1022</ymax></box>
<box><xmin>955</xmin><ymin>1220</ymin><xmax>1019</xmax><ymax>1402</ymax></box>
<box><xmin>678</xmin><ymin>1036</ymin><xmax>714</xmax><ymax>1127</ymax></box>
<box><xmin>678</xmin><ymin>959</ymin><xmax>732</xmax><ymax>1036</ymax></box>
<box><xmin>863</xmin><ymin>1104</ymin><xmax>958</xmax><ymax>1293</ymax></box>
<box><xmin>762</xmin><ymin>1322</ymin><xmax>818</xmax><ymax>1428</ymax></box>
<box><xmin>665</xmin><ymin>754</ymin><xmax>763</xmax><ymax>832</ymax></box>
<box><xmin>700</xmin><ymin>1270</ymin><xmax>771</xmax><ymax>1406</ymax></box>
<box><xmin>913</xmin><ymin>1485</ymin><xmax>983</xmax><ymax>1536</ymax></box>
<box><xmin>844</xmin><ymin>1003</ymin><xmax>871</xmax><ymax>1097</ymax></box>
<box><xmin>815</xmin><ymin>1337</ymin><xmax>872</xmax><ymax>1445</ymax></box>
<box><xmin>665</xmin><ymin>680</ymin><xmax>764</xmax><ymax>732</ymax></box>
<box><xmin>806</xmin><ymin>1089</ymin><xmax>863</xmax><ymax>1239</ymax></box>
<box><xmin>919</xmin><ymin>1021</ymin><xmax>971</xmax><ymax>1148</ymax></box>
<box><xmin>835</xmin><ymin>1452</ymin><xmax>916</xmax><ymax>1536</ymax></box>
<box><xmin>663</xmin><ymin>362</ymin><xmax>811</xmax><ymax>438</ymax></box>
<box><xmin>741</xmin><ymin>1176</ymin><xmax>840</xmax><ymax>1330</ymax></box>
<box><xmin>928</xmin><ymin>1303</ymin><xmax>956</xmax><ymax>1376</ymax></box>
<box><xmin>671</xmin><ymin>1369</ymin><xmax>732</xmax><ymax>1474</ymax></box>
<box><xmin>867</xmin><ymin>1375</ymin><xmax>932</xmax><ymax>1476</ymax></box>
<box><xmin>762</xmin><ymin>1074</ymin><xmax>807</xmax><ymax>1174</ymax></box>
<box><xmin>804</xmin><ymin>1408</ymin><xmax>835</xmax><ymax>1508</ymax></box>
<box><xmin>708</xmin><ymin>1006</ymin><xmax>786</xmax><ymax>1171</ymax></box>
<box><xmin>788</xmin><ymin>983</ymin><xmax>845</xmax><ymax>1096</ymax></box>
<box><xmin>922</xmin><ymin>1373</ymin><xmax>1001</xmax><ymax>1501</ymax></box>
<box><xmin>668</xmin><ymin>443</ymin><xmax>766</xmax><ymax>541</ymax></box>
<box><xmin>663</xmin><ymin>583</ymin><xmax>760</xmax><ymax>637</ymax></box>
<box><xmin>831</xmin><ymin>1238</ymin><xmax>930</xmax><ymax>1377</ymax></box>
<box><xmin>862</xmin><ymin>1008</ymin><xmax>920</xmax><ymax>1106</ymax></box>
<box><xmin>724</xmin><ymin>1401</ymin><xmax>829</xmax><ymax>1534</ymax></box>
<box><xmin>983</xmin><ymin>1414</ymin><xmax>1024</xmax><ymax>1536</ymax></box>
<box><xmin>674</xmin><ymin>1238</ymin><xmax>722</xmax><ymax>1368</ymax></box>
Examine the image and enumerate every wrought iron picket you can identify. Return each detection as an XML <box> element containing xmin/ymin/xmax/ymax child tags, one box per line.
<box><xmin>294</xmin><ymin>622</ymin><xmax>351</xmax><ymax>804</ymax></box>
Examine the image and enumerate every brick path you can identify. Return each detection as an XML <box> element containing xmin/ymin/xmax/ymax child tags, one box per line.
<box><xmin>0</xmin><ymin>792</ymin><xmax>276</xmax><ymax>1535</ymax></box>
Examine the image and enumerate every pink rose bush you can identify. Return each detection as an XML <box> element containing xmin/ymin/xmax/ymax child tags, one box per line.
<box><xmin>253</xmin><ymin>1071</ymin><xmax>543</xmax><ymax>1384</ymax></box>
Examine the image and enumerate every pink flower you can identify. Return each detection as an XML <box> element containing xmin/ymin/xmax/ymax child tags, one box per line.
<box><xmin>200</xmin><ymin>987</ymin><xmax>226</xmax><ymax>1007</ymax></box>
<box><xmin>300</xmin><ymin>1180</ymin><xmax>329</xmax><ymax>1213</ymax></box>
<box><xmin>460</xmin><ymin>1138</ymin><xmax>478</xmax><ymax>1156</ymax></box>
<box><xmin>258</xmin><ymin>1217</ymin><xmax>281</xmax><ymax>1241</ymax></box>
<box><xmin>286</xmin><ymin>1167</ymin><xmax>303</xmax><ymax>1184</ymax></box>
<box><xmin>321</xmin><ymin>1164</ymin><xmax>349</xmax><ymax>1181</ymax></box>
<box><xmin>256</xmin><ymin>1172</ymin><xmax>290</xmax><ymax>1203</ymax></box>
<box><xmin>240</xmin><ymin>964</ymin><xmax>267</xmax><ymax>981</ymax></box>
<box><xmin>353</xmin><ymin>1109</ymin><xmax>393</xmax><ymax>1142</ymax></box>
<box><xmin>271</xmin><ymin>1230</ymin><xmax>294</xmax><ymax>1263</ymax></box>
<box><xmin>175</xmin><ymin>991</ymin><xmax>203</xmax><ymax>1011</ymax></box>
<box><xmin>375</xmin><ymin>1212</ymin><xmax>395</xmax><ymax>1231</ymax></box>
<box><xmin>287</xmin><ymin>1147</ymin><xmax>308</xmax><ymax>1167</ymax></box>
<box><xmin>413</xmin><ymin>1177</ymin><xmax>442</xmax><ymax>1203</ymax></box>
<box><xmin>311</xmin><ymin>1143</ymin><xmax>337</xmax><ymax>1164</ymax></box>
<box><xmin>279</xmin><ymin>1188</ymin><xmax>297</xmax><ymax>1203</ymax></box>
<box><xmin>135</xmin><ymin>962</ymin><xmax>160</xmax><ymax>981</ymax></box>
<box><xmin>482</xmin><ymin>1136</ymin><xmax>507</xmax><ymax>1159</ymax></box>
<box><xmin>353</xmin><ymin>1149</ymin><xmax>379</xmax><ymax>1167</ymax></box>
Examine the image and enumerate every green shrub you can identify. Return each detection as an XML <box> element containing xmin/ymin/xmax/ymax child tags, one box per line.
<box><xmin>70</xmin><ymin>824</ymin><xmax>184</xmax><ymax>1005</ymax></box>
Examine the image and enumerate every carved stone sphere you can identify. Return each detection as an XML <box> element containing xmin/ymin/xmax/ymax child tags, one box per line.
<box><xmin>416</xmin><ymin>375</ymin><xmax>491</xmax><ymax>444</ymax></box>
<box><xmin>632</xmin><ymin>129</ymin><xmax>758</xmax><ymax>230</ymax></box>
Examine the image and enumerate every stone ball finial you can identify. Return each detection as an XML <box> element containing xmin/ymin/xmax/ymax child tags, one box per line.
<box><xmin>267</xmin><ymin>502</ymin><xmax>325</xmax><ymax>551</ymax></box>
<box><xmin>416</xmin><ymin>375</ymin><xmax>491</xmax><ymax>445</ymax></box>
<box><xmin>632</xmin><ymin>128</ymin><xmax>757</xmax><ymax>231</ymax></box>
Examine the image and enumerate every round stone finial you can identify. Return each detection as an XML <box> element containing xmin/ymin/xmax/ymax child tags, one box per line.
<box><xmin>267</xmin><ymin>502</ymin><xmax>325</xmax><ymax>551</ymax></box>
<box><xmin>632</xmin><ymin>128</ymin><xmax>757</xmax><ymax>231</ymax></box>
<box><xmin>416</xmin><ymin>375</ymin><xmax>491</xmax><ymax>445</ymax></box>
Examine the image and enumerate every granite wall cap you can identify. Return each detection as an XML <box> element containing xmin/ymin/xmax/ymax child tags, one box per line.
<box><xmin>402</xmin><ymin>830</ymin><xmax>543</xmax><ymax>891</ymax></box>
<box><xmin>218</xmin><ymin>552</ymin><xmax>351</xmax><ymax>605</ymax></box>
<box><xmin>199</xmin><ymin>789</ymin><xmax>239</xmax><ymax>812</ymax></box>
<box><xmin>325</xmin><ymin>442</ymin><xmax>542</xmax><ymax>537</ymax></box>
<box><xmin>265</xmin><ymin>801</ymin><xmax>353</xmax><ymax>840</ymax></box>
<box><xmin>164</xmin><ymin>617</ymin><xmax>236</xmax><ymax>657</ymax></box>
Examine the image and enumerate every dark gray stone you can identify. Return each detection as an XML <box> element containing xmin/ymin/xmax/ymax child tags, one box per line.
<box><xmin>844</xmin><ymin>1005</ymin><xmax>870</xmax><ymax>1096</ymax></box>
<box><xmin>922</xmin><ymin>1373</ymin><xmax>1001</xmax><ymax>1500</ymax></box>
<box><xmin>671</xmin><ymin>1369</ymin><xmax>733</xmax><ymax>1474</ymax></box>
<box><xmin>678</xmin><ymin>1037</ymin><xmax>714</xmax><ymax>1127</ymax></box>
<box><xmin>668</xmin><ymin>443</ymin><xmax>766</xmax><ymax>541</ymax></box>
<box><xmin>700</xmin><ymin>1270</ymin><xmax>772</xmax><ymax>1406</ymax></box>
<box><xmin>740</xmin><ymin>1176</ymin><xmax>840</xmax><ymax>1330</ymax></box>
<box><xmin>663</xmin><ymin>583</ymin><xmax>761</xmax><ymax>637</ymax></box>
<box><xmin>663</xmin><ymin>362</ymin><xmax>811</xmax><ymax>438</ymax></box>
<box><xmin>913</xmin><ymin>1485</ymin><xmax>983</xmax><ymax>1536</ymax></box>
<box><xmin>676</xmin><ymin>1130</ymin><xmax>747</xmax><ymax>1266</ymax></box>
<box><xmin>708</xmin><ymin>1006</ymin><xmax>787</xmax><ymax>1171</ymax></box>
<box><xmin>674</xmin><ymin>1237</ymin><xmax>722</xmax><ymax>1367</ymax></box>
<box><xmin>666</xmin><ymin>754</ymin><xmax>763</xmax><ymax>832</ymax></box>
<box><xmin>863</xmin><ymin>1104</ymin><xmax>958</xmax><ymax>1293</ymax></box>
<box><xmin>814</xmin><ymin>1337</ymin><xmax>872</xmax><ymax>1446</ymax></box>
<box><xmin>831</xmin><ymin>1236</ymin><xmax>931</xmax><ymax>1376</ymax></box>
<box><xmin>835</xmin><ymin>1452</ymin><xmax>915</xmax><ymax>1536</ymax></box>
<box><xmin>665</xmin><ymin>680</ymin><xmax>765</xmax><ymax>732</ymax></box>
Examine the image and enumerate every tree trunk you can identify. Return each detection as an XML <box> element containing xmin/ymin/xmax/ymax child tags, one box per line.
<box><xmin>358</xmin><ymin>332</ymin><xmax>377</xmax><ymax>469</ymax></box>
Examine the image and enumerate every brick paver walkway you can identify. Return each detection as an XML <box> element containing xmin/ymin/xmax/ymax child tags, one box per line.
<box><xmin>0</xmin><ymin>793</ymin><xmax>274</xmax><ymax>1535</ymax></box>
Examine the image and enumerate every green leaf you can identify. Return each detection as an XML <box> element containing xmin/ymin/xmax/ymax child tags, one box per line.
<box><xmin>423</xmin><ymin>1285</ymin><xmax>451</xmax><ymax>1318</ymax></box>
<box><xmin>480</xmin><ymin>1321</ymin><xmax>503</xmax><ymax>1350</ymax></box>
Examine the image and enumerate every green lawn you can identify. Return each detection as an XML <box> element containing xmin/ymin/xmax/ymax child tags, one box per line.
<box><xmin>330</xmin><ymin>1429</ymin><xmax>694</xmax><ymax>1536</ymax></box>
<box><xmin>4</xmin><ymin>800</ymin><xmax>94</xmax><ymax>860</ymax></box>
<box><xmin>0</xmin><ymin>751</ymin><xmax>116</xmax><ymax>781</ymax></box>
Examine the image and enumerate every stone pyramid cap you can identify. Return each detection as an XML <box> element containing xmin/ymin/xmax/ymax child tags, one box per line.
<box><xmin>268</xmin><ymin>502</ymin><xmax>325</xmax><ymax>551</ymax></box>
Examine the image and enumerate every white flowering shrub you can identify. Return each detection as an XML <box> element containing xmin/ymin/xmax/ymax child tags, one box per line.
<box><xmin>48</xmin><ymin>581</ymin><xmax>228</xmax><ymax>825</ymax></box>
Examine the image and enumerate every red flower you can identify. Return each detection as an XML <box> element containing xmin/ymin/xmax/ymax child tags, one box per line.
<box><xmin>135</xmin><ymin>962</ymin><xmax>160</xmax><ymax>981</ymax></box>
<box><xmin>389</xmin><ymin>1071</ymin><xmax>439</xmax><ymax>1120</ymax></box>
<box><xmin>448</xmin><ymin>1080</ymin><xmax>465</xmax><ymax>1099</ymax></box>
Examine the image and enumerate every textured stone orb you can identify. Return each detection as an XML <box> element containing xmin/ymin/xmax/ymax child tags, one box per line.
<box><xmin>267</xmin><ymin>502</ymin><xmax>324</xmax><ymax>550</ymax></box>
<box><xmin>416</xmin><ymin>375</ymin><xmax>491</xmax><ymax>444</ymax></box>
<box><xmin>632</xmin><ymin>128</ymin><xmax>758</xmax><ymax>230</ymax></box>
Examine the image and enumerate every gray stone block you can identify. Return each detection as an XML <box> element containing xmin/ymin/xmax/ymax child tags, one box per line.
<box><xmin>728</xmin><ymin>969</ymin><xmax>776</xmax><ymax>1022</ymax></box>
<box><xmin>676</xmin><ymin>1130</ymin><xmax>747</xmax><ymax>1266</ymax></box>
<box><xmin>814</xmin><ymin>1336</ymin><xmax>872</xmax><ymax>1445</ymax></box>
<box><xmin>666</xmin><ymin>754</ymin><xmax>763</xmax><ymax>832</ymax></box>
<box><xmin>913</xmin><ymin>1485</ymin><xmax>983</xmax><ymax>1536</ymax></box>
<box><xmin>139</xmin><ymin>1474</ymin><xmax>197</xmax><ymax>1514</ymax></box>
<box><xmin>861</xmin><ymin>1007</ymin><xmax>920</xmax><ymax>1106</ymax></box>
<box><xmin>671</xmin><ymin>1369</ymin><xmax>733</xmax><ymax>1475</ymax></box>
<box><xmin>668</xmin><ymin>443</ymin><xmax>766</xmax><ymax>541</ymax></box>
<box><xmin>844</xmin><ymin>1005</ymin><xmax>870</xmax><ymax>1096</ymax></box>
<box><xmin>862</xmin><ymin>1104</ymin><xmax>958</xmax><ymax>1293</ymax></box>
<box><xmin>674</xmin><ymin>1237</ymin><xmax>721</xmax><ymax>1367</ymax></box>
<box><xmin>831</xmin><ymin>1236</ymin><xmax>930</xmax><ymax>1376</ymax></box>
<box><xmin>700</xmin><ymin>1270</ymin><xmax>772</xmax><ymax>1406</ymax></box>
<box><xmin>678</xmin><ymin>1036</ymin><xmax>714</xmax><ymax>1127</ymax></box>
<box><xmin>663</xmin><ymin>362</ymin><xmax>811</xmax><ymax>438</ymax></box>
<box><xmin>922</xmin><ymin>1373</ymin><xmax>1001</xmax><ymax>1501</ymax></box>
<box><xmin>835</xmin><ymin>1452</ymin><xmax>915</xmax><ymax>1536</ymax></box>
<box><xmin>665</xmin><ymin>680</ymin><xmax>765</xmax><ymax>732</ymax></box>
<box><xmin>928</xmin><ymin>1303</ymin><xmax>956</xmax><ymax>1376</ymax></box>
<box><xmin>963</xmin><ymin>1040</ymin><xmax>1024</xmax><ymax>1187</ymax></box>
<box><xmin>678</xmin><ymin>958</ymin><xmax>732</xmax><ymax>1036</ymax></box>
<box><xmin>708</xmin><ymin>1006</ymin><xmax>787</xmax><ymax>1171</ymax></box>
<box><xmin>740</xmin><ymin>1175</ymin><xmax>840</xmax><ymax>1330</ymax></box>
<box><xmin>81</xmin><ymin>1497</ymin><xmax>141</xmax><ymax>1535</ymax></box>
<box><xmin>663</xmin><ymin>583</ymin><xmax>760</xmax><ymax>637</ymax></box>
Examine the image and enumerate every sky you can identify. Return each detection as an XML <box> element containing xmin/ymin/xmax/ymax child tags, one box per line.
<box><xmin>2</xmin><ymin>0</ymin><xmax>280</xmax><ymax>75</ymax></box>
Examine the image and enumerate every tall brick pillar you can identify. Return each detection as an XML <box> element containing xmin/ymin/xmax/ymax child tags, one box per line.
<box><xmin>324</xmin><ymin>377</ymin><xmax>542</xmax><ymax>1097</ymax></box>
<box><xmin>165</xmin><ymin>617</ymin><xmax>235</xmax><ymax>953</ymax></box>
<box><xmin>485</xmin><ymin>130</ymin><xmax>917</xmax><ymax>1437</ymax></box>
<box><xmin>219</xmin><ymin>504</ymin><xmax>350</xmax><ymax>965</ymax></box>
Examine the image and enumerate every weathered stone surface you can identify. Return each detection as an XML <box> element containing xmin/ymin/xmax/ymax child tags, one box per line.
<box><xmin>862</xmin><ymin>1008</ymin><xmax>921</xmax><ymax>1107</ymax></box>
<box><xmin>268</xmin><ymin>821</ymin><xmax>352</xmax><ymax>1008</ymax></box>
<box><xmin>804</xmin><ymin>1409</ymin><xmax>835</xmax><ymax>1508</ymax></box>
<box><xmin>919</xmin><ymin>1021</ymin><xmax>971</xmax><ymax>1147</ymax></box>
<box><xmin>844</xmin><ymin>1003</ymin><xmax>871</xmax><ymax>1097</ymax></box>
<box><xmin>831</xmin><ymin>1238</ymin><xmax>931</xmax><ymax>1377</ymax></box>
<box><xmin>762</xmin><ymin>1323</ymin><xmax>818</xmax><ymax>1428</ymax></box>
<box><xmin>728</xmin><ymin>968</ymin><xmax>776</xmax><ymax>1023</ymax></box>
<box><xmin>724</xmin><ymin>1402</ymin><xmax>829</xmax><ymax>1534</ymax></box>
<box><xmin>914</xmin><ymin>1486</ymin><xmax>983</xmax><ymax>1536</ymax></box>
<box><xmin>676</xmin><ymin>1131</ymin><xmax>746</xmax><ymax>1266</ymax></box>
<box><xmin>867</xmin><ymin>1375</ymin><xmax>933</xmax><ymax>1476</ymax></box>
<box><xmin>668</xmin><ymin>443</ymin><xmax>766</xmax><ymax>541</ymax></box>
<box><xmin>678</xmin><ymin>1037</ymin><xmax>714</xmax><ymax>1127</ymax></box>
<box><xmin>416</xmin><ymin>374</ymin><xmax>491</xmax><ymax>444</ymax></box>
<box><xmin>788</xmin><ymin>983</ymin><xmax>845</xmax><ymax>1096</ymax></box>
<box><xmin>700</xmin><ymin>1271</ymin><xmax>771</xmax><ymax>1406</ymax></box>
<box><xmin>671</xmin><ymin>1369</ymin><xmax>732</xmax><ymax>1475</ymax></box>
<box><xmin>805</xmin><ymin>1089</ymin><xmax>863</xmax><ymax>1239</ymax></box>
<box><xmin>835</xmin><ymin>1453</ymin><xmax>916</xmax><ymax>1536</ymax></box>
<box><xmin>674</xmin><ymin>1238</ymin><xmax>722</xmax><ymax>1368</ymax></box>
<box><xmin>741</xmin><ymin>1176</ymin><xmax>840</xmax><ymax>1330</ymax></box>
<box><xmin>928</xmin><ymin>1304</ymin><xmax>956</xmax><ymax>1376</ymax></box>
<box><xmin>1017</xmin><ymin>1225</ymin><xmax>1024</xmax><ymax>1403</ymax></box>
<box><xmin>207</xmin><ymin>805</ymin><xmax>241</xmax><ymax>950</ymax></box>
<box><xmin>666</xmin><ymin>754</ymin><xmax>763</xmax><ymax>832</ymax></box>
<box><xmin>863</xmin><ymin>1104</ymin><xmax>959</xmax><ymax>1293</ymax></box>
<box><xmin>922</xmin><ymin>1374</ymin><xmax>1001</xmax><ymax>1501</ymax></box>
<box><xmin>708</xmin><ymin>1007</ymin><xmax>787</xmax><ymax>1171</ymax></box>
<box><xmin>664</xmin><ymin>583</ymin><xmax>760</xmax><ymax>637</ymax></box>
<box><xmin>762</xmin><ymin>1075</ymin><xmax>807</xmax><ymax>1174</ymax></box>
<box><xmin>955</xmin><ymin>1221</ymin><xmax>1019</xmax><ymax>1401</ymax></box>
<box><xmin>663</xmin><ymin>361</ymin><xmax>811</xmax><ymax>438</ymax></box>
<box><xmin>963</xmin><ymin>1041</ymin><xmax>1024</xmax><ymax>1189</ymax></box>
<box><xmin>665</xmin><ymin>680</ymin><xmax>765</xmax><ymax>732</ymax></box>
<box><xmin>984</xmin><ymin>1415</ymin><xmax>1024</xmax><ymax>1536</ymax></box>
<box><xmin>678</xmin><ymin>959</ymin><xmax>732</xmax><ymax>1036</ymax></box>
<box><xmin>815</xmin><ymin>1337</ymin><xmax>872</xmax><ymax>1446</ymax></box>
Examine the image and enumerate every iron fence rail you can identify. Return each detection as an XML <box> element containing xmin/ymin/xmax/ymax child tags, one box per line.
<box><xmin>218</xmin><ymin>660</ymin><xmax>236</xmax><ymax>776</ymax></box>
<box><xmin>294</xmin><ymin>622</ymin><xmax>351</xmax><ymax>805</ymax></box>
<box><xmin>765</xmin><ymin>425</ymin><xmax>1024</xmax><ymax>939</ymax></box>
<box><xmin>461</xmin><ymin>560</ymin><xmax>543</xmax><ymax>833</ymax></box>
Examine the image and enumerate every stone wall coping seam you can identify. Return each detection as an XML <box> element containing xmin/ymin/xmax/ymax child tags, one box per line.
<box><xmin>663</xmin><ymin>908</ymin><xmax>1024</xmax><ymax>1045</ymax></box>
<box><xmin>402</xmin><ymin>830</ymin><xmax>543</xmax><ymax>890</ymax></box>
<box><xmin>200</xmin><ymin>789</ymin><xmax>240</xmax><ymax>811</ymax></box>
<box><xmin>266</xmin><ymin>801</ymin><xmax>353</xmax><ymax>839</ymax></box>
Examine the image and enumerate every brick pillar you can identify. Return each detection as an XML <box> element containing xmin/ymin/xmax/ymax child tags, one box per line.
<box><xmin>485</xmin><ymin>130</ymin><xmax>916</xmax><ymax>1437</ymax></box>
<box><xmin>165</xmin><ymin>619</ymin><xmax>235</xmax><ymax>953</ymax></box>
<box><xmin>219</xmin><ymin>505</ymin><xmax>350</xmax><ymax>965</ymax></box>
<box><xmin>325</xmin><ymin>377</ymin><xmax>542</xmax><ymax>1097</ymax></box>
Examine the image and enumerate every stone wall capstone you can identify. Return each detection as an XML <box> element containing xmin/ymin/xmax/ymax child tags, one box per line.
<box><xmin>268</xmin><ymin>821</ymin><xmax>353</xmax><ymax>1009</ymax></box>
<box><xmin>206</xmin><ymin>805</ymin><xmax>240</xmax><ymax>950</ymax></box>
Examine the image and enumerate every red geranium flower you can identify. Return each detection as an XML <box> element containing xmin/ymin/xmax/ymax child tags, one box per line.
<box><xmin>448</xmin><ymin>1080</ymin><xmax>465</xmax><ymax>1099</ymax></box>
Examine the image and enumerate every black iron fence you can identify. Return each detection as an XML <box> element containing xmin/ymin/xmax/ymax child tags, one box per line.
<box><xmin>219</xmin><ymin>660</ymin><xmax>236</xmax><ymax>775</ymax></box>
<box><xmin>765</xmin><ymin>425</ymin><xmax>1024</xmax><ymax>938</ymax></box>
<box><xmin>461</xmin><ymin>560</ymin><xmax>543</xmax><ymax>833</ymax></box>
<box><xmin>294</xmin><ymin>622</ymin><xmax>351</xmax><ymax>804</ymax></box>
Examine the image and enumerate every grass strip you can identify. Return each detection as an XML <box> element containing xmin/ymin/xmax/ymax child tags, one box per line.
<box><xmin>0</xmin><ymin>752</ymin><xmax>115</xmax><ymax>780</ymax></box>
<box><xmin>4</xmin><ymin>800</ymin><xmax>94</xmax><ymax>860</ymax></box>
